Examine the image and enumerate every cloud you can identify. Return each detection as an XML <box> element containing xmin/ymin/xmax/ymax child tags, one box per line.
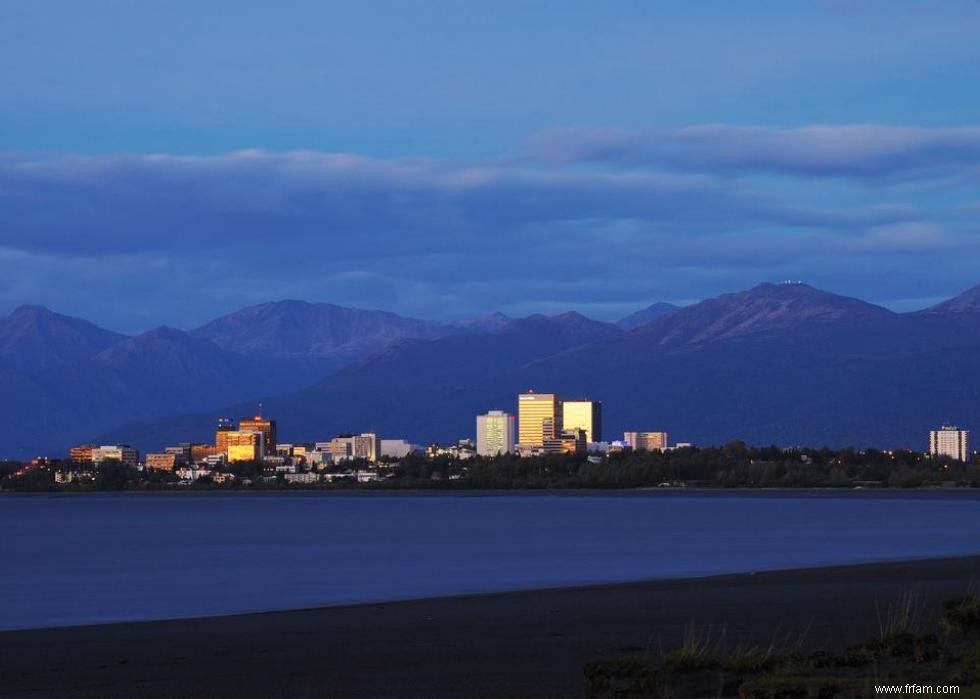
<box><xmin>526</xmin><ymin>124</ymin><xmax>980</xmax><ymax>178</ymax></box>
<box><xmin>0</xmin><ymin>132</ymin><xmax>975</xmax><ymax>331</ymax></box>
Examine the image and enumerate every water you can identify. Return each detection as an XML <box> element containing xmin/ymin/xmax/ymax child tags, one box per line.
<box><xmin>1</xmin><ymin>490</ymin><xmax>979</xmax><ymax>631</ymax></box>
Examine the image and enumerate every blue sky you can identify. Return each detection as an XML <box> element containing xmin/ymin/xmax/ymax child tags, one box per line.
<box><xmin>1</xmin><ymin>1</ymin><xmax>979</xmax><ymax>331</ymax></box>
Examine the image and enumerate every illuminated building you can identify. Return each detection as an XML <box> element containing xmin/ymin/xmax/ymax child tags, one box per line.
<box><xmin>145</xmin><ymin>453</ymin><xmax>177</xmax><ymax>471</ymax></box>
<box><xmin>191</xmin><ymin>443</ymin><xmax>221</xmax><ymax>462</ymax></box>
<box><xmin>69</xmin><ymin>444</ymin><xmax>96</xmax><ymax>464</ymax></box>
<box><xmin>164</xmin><ymin>443</ymin><xmax>192</xmax><ymax>465</ymax></box>
<box><xmin>623</xmin><ymin>431</ymin><xmax>669</xmax><ymax>451</ymax></box>
<box><xmin>561</xmin><ymin>400</ymin><xmax>603</xmax><ymax>443</ymax></box>
<box><xmin>225</xmin><ymin>431</ymin><xmax>265</xmax><ymax>463</ymax></box>
<box><xmin>544</xmin><ymin>429</ymin><xmax>587</xmax><ymax>455</ymax></box>
<box><xmin>929</xmin><ymin>425</ymin><xmax>969</xmax><ymax>461</ymax></box>
<box><xmin>518</xmin><ymin>391</ymin><xmax>562</xmax><ymax>447</ymax></box>
<box><xmin>90</xmin><ymin>445</ymin><xmax>139</xmax><ymax>466</ymax></box>
<box><xmin>476</xmin><ymin>410</ymin><xmax>516</xmax><ymax>456</ymax></box>
<box><xmin>353</xmin><ymin>433</ymin><xmax>380</xmax><ymax>461</ymax></box>
<box><xmin>215</xmin><ymin>418</ymin><xmax>234</xmax><ymax>454</ymax></box>
<box><xmin>326</xmin><ymin>434</ymin><xmax>381</xmax><ymax>462</ymax></box>
<box><xmin>239</xmin><ymin>414</ymin><xmax>277</xmax><ymax>455</ymax></box>
<box><xmin>380</xmin><ymin>439</ymin><xmax>414</xmax><ymax>458</ymax></box>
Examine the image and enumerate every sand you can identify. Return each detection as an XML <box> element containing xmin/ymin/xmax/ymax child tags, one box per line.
<box><xmin>2</xmin><ymin>555</ymin><xmax>978</xmax><ymax>698</ymax></box>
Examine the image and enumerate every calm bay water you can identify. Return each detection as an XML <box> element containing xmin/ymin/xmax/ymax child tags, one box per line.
<box><xmin>2</xmin><ymin>490</ymin><xmax>979</xmax><ymax>631</ymax></box>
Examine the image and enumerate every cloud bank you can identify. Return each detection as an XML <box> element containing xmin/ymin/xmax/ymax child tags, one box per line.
<box><xmin>0</xmin><ymin>124</ymin><xmax>977</xmax><ymax>331</ymax></box>
<box><xmin>527</xmin><ymin>124</ymin><xmax>980</xmax><ymax>178</ymax></box>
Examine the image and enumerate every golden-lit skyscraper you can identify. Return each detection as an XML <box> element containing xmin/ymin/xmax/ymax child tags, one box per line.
<box><xmin>215</xmin><ymin>418</ymin><xmax>234</xmax><ymax>454</ymax></box>
<box><xmin>225</xmin><ymin>431</ymin><xmax>265</xmax><ymax>463</ymax></box>
<box><xmin>239</xmin><ymin>414</ymin><xmax>276</xmax><ymax>455</ymax></box>
<box><xmin>561</xmin><ymin>400</ymin><xmax>602</xmax><ymax>443</ymax></box>
<box><xmin>518</xmin><ymin>391</ymin><xmax>561</xmax><ymax>447</ymax></box>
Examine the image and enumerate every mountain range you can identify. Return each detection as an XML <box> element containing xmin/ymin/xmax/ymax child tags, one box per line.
<box><xmin>4</xmin><ymin>283</ymin><xmax>980</xmax><ymax>458</ymax></box>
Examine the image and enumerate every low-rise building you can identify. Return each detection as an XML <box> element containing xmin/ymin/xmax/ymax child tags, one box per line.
<box><xmin>543</xmin><ymin>429</ymin><xmax>587</xmax><ymax>454</ymax></box>
<box><xmin>380</xmin><ymin>439</ymin><xmax>415</xmax><ymax>459</ymax></box>
<box><xmin>69</xmin><ymin>444</ymin><xmax>96</xmax><ymax>464</ymax></box>
<box><xmin>145</xmin><ymin>453</ymin><xmax>178</xmax><ymax>471</ymax></box>
<box><xmin>623</xmin><ymin>431</ymin><xmax>669</xmax><ymax>452</ymax></box>
<box><xmin>91</xmin><ymin>445</ymin><xmax>139</xmax><ymax>466</ymax></box>
<box><xmin>175</xmin><ymin>466</ymin><xmax>212</xmax><ymax>481</ymax></box>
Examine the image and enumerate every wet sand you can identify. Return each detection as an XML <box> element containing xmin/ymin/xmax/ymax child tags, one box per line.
<box><xmin>2</xmin><ymin>555</ymin><xmax>978</xmax><ymax>698</ymax></box>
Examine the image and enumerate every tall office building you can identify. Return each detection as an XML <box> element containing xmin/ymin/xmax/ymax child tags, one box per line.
<box><xmin>562</xmin><ymin>400</ymin><xmax>603</xmax><ymax>443</ymax></box>
<box><xmin>239</xmin><ymin>414</ymin><xmax>277</xmax><ymax>456</ymax></box>
<box><xmin>353</xmin><ymin>433</ymin><xmax>381</xmax><ymax>462</ymax></box>
<box><xmin>476</xmin><ymin>410</ymin><xmax>517</xmax><ymax>456</ymax></box>
<box><xmin>624</xmin><ymin>431</ymin><xmax>669</xmax><ymax>451</ymax></box>
<box><xmin>518</xmin><ymin>391</ymin><xmax>562</xmax><ymax>447</ymax></box>
<box><xmin>225</xmin><ymin>431</ymin><xmax>265</xmax><ymax>463</ymax></box>
<box><xmin>215</xmin><ymin>418</ymin><xmax>234</xmax><ymax>454</ymax></box>
<box><xmin>929</xmin><ymin>425</ymin><xmax>969</xmax><ymax>461</ymax></box>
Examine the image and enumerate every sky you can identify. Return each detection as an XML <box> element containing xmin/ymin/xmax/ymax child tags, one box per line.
<box><xmin>1</xmin><ymin>0</ymin><xmax>980</xmax><ymax>332</ymax></box>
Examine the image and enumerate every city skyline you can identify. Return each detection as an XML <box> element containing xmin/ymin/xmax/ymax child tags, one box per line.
<box><xmin>6</xmin><ymin>4</ymin><xmax>980</xmax><ymax>695</ymax></box>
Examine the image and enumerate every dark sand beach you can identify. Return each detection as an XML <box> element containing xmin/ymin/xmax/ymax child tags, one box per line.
<box><xmin>2</xmin><ymin>555</ymin><xmax>978</xmax><ymax>698</ymax></box>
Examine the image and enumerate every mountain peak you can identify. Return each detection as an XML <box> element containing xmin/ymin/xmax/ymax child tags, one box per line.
<box><xmin>11</xmin><ymin>304</ymin><xmax>55</xmax><ymax>317</ymax></box>
<box><xmin>921</xmin><ymin>283</ymin><xmax>980</xmax><ymax>314</ymax></box>
<box><xmin>0</xmin><ymin>305</ymin><xmax>125</xmax><ymax>371</ymax></box>
<box><xmin>637</xmin><ymin>283</ymin><xmax>893</xmax><ymax>348</ymax></box>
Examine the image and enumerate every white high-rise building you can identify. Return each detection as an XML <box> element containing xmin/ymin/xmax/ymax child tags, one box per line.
<box><xmin>929</xmin><ymin>425</ymin><xmax>969</xmax><ymax>461</ymax></box>
<box><xmin>476</xmin><ymin>410</ymin><xmax>516</xmax><ymax>456</ymax></box>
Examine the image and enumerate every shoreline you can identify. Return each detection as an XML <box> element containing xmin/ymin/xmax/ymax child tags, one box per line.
<box><xmin>3</xmin><ymin>485</ymin><xmax>980</xmax><ymax>497</ymax></box>
<box><xmin>4</xmin><ymin>551</ymin><xmax>980</xmax><ymax>634</ymax></box>
<box><xmin>3</xmin><ymin>554</ymin><xmax>979</xmax><ymax>697</ymax></box>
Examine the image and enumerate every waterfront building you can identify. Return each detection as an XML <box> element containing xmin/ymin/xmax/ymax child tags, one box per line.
<box><xmin>239</xmin><ymin>414</ymin><xmax>277</xmax><ymax>455</ymax></box>
<box><xmin>215</xmin><ymin>418</ymin><xmax>234</xmax><ymax>454</ymax></box>
<box><xmin>518</xmin><ymin>391</ymin><xmax>562</xmax><ymax>447</ymax></box>
<box><xmin>561</xmin><ymin>400</ymin><xmax>603</xmax><ymax>443</ymax></box>
<box><xmin>476</xmin><ymin>410</ymin><xmax>516</xmax><ymax>456</ymax></box>
<box><xmin>145</xmin><ymin>453</ymin><xmax>178</xmax><ymax>471</ymax></box>
<box><xmin>225</xmin><ymin>431</ymin><xmax>265</xmax><ymax>463</ymax></box>
<box><xmin>353</xmin><ymin>433</ymin><xmax>381</xmax><ymax>462</ymax></box>
<box><xmin>90</xmin><ymin>445</ymin><xmax>139</xmax><ymax>466</ymax></box>
<box><xmin>191</xmin><ymin>443</ymin><xmax>221</xmax><ymax>462</ymax></box>
<box><xmin>623</xmin><ymin>431</ymin><xmax>669</xmax><ymax>451</ymax></box>
<box><xmin>929</xmin><ymin>425</ymin><xmax>970</xmax><ymax>462</ymax></box>
<box><xmin>164</xmin><ymin>443</ymin><xmax>192</xmax><ymax>465</ymax></box>
<box><xmin>326</xmin><ymin>434</ymin><xmax>381</xmax><ymax>462</ymax></box>
<box><xmin>380</xmin><ymin>439</ymin><xmax>415</xmax><ymax>458</ymax></box>
<box><xmin>69</xmin><ymin>444</ymin><xmax>96</xmax><ymax>464</ymax></box>
<box><xmin>543</xmin><ymin>428</ymin><xmax>587</xmax><ymax>454</ymax></box>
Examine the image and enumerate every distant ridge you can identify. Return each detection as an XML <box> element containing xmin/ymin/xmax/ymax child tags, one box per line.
<box><xmin>190</xmin><ymin>300</ymin><xmax>460</xmax><ymax>368</ymax></box>
<box><xmin>617</xmin><ymin>302</ymin><xmax>680</xmax><ymax>330</ymax></box>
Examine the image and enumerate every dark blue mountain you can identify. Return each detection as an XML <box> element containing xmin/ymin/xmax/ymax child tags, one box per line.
<box><xmin>616</xmin><ymin>302</ymin><xmax>680</xmax><ymax>330</ymax></box>
<box><xmin>190</xmin><ymin>300</ymin><xmax>464</xmax><ymax>371</ymax></box>
<box><xmin>107</xmin><ymin>282</ymin><xmax>980</xmax><ymax>452</ymax></box>
<box><xmin>14</xmin><ymin>282</ymin><xmax>980</xmax><ymax>457</ymax></box>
